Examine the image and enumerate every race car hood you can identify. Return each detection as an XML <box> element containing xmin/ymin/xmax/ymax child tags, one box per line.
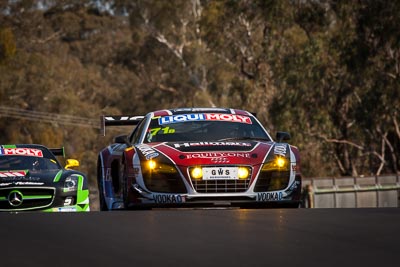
<box><xmin>136</xmin><ymin>141</ymin><xmax>277</xmax><ymax>166</ymax></box>
<box><xmin>0</xmin><ymin>169</ymin><xmax>65</xmax><ymax>186</ymax></box>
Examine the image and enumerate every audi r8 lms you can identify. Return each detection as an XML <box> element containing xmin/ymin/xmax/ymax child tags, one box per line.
<box><xmin>0</xmin><ymin>144</ymin><xmax>90</xmax><ymax>212</ymax></box>
<box><xmin>98</xmin><ymin>108</ymin><xmax>301</xmax><ymax>210</ymax></box>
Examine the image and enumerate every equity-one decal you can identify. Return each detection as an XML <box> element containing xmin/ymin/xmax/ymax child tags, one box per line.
<box><xmin>0</xmin><ymin>148</ymin><xmax>43</xmax><ymax>157</ymax></box>
<box><xmin>186</xmin><ymin>152</ymin><xmax>250</xmax><ymax>159</ymax></box>
<box><xmin>159</xmin><ymin>113</ymin><xmax>252</xmax><ymax>125</ymax></box>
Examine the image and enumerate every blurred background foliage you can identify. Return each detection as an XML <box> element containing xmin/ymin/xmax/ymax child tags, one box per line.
<box><xmin>0</xmin><ymin>0</ymin><xmax>399</xmax><ymax>192</ymax></box>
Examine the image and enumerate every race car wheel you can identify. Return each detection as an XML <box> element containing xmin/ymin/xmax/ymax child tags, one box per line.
<box><xmin>120</xmin><ymin>161</ymin><xmax>150</xmax><ymax>210</ymax></box>
<box><xmin>98</xmin><ymin>181</ymin><xmax>108</xmax><ymax>211</ymax></box>
<box><xmin>122</xmin><ymin>181</ymin><xmax>129</xmax><ymax>209</ymax></box>
<box><xmin>120</xmin><ymin>160</ymin><xmax>130</xmax><ymax>209</ymax></box>
<box><xmin>97</xmin><ymin>161</ymin><xmax>108</xmax><ymax>211</ymax></box>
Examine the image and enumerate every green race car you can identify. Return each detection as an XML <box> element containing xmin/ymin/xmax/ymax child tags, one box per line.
<box><xmin>0</xmin><ymin>144</ymin><xmax>90</xmax><ymax>212</ymax></box>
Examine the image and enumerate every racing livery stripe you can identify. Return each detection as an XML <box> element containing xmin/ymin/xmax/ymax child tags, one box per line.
<box><xmin>77</xmin><ymin>174</ymin><xmax>84</xmax><ymax>191</ymax></box>
<box><xmin>53</xmin><ymin>170</ymin><xmax>63</xmax><ymax>182</ymax></box>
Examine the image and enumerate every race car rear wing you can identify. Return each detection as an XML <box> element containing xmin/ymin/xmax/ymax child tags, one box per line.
<box><xmin>100</xmin><ymin>115</ymin><xmax>144</xmax><ymax>136</ymax></box>
<box><xmin>50</xmin><ymin>147</ymin><xmax>65</xmax><ymax>157</ymax></box>
<box><xmin>49</xmin><ymin>147</ymin><xmax>79</xmax><ymax>169</ymax></box>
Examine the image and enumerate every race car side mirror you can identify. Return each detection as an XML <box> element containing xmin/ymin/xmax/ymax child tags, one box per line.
<box><xmin>276</xmin><ymin>131</ymin><xmax>291</xmax><ymax>142</ymax></box>
<box><xmin>114</xmin><ymin>134</ymin><xmax>128</xmax><ymax>144</ymax></box>
<box><xmin>65</xmin><ymin>159</ymin><xmax>80</xmax><ymax>169</ymax></box>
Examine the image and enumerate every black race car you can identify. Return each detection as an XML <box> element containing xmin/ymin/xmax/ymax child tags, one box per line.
<box><xmin>0</xmin><ymin>144</ymin><xmax>90</xmax><ymax>212</ymax></box>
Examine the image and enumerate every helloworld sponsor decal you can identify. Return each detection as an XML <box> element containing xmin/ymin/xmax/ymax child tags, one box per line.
<box><xmin>173</xmin><ymin>142</ymin><xmax>252</xmax><ymax>148</ymax></box>
<box><xmin>0</xmin><ymin>148</ymin><xmax>43</xmax><ymax>157</ymax></box>
<box><xmin>159</xmin><ymin>113</ymin><xmax>252</xmax><ymax>125</ymax></box>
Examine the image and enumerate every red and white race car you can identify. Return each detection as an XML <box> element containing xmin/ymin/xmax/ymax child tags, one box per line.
<box><xmin>97</xmin><ymin>108</ymin><xmax>301</xmax><ymax>210</ymax></box>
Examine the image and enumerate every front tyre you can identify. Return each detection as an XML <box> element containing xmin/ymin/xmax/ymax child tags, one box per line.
<box><xmin>97</xmin><ymin>161</ymin><xmax>109</xmax><ymax>211</ymax></box>
<box><xmin>120</xmin><ymin>161</ymin><xmax>130</xmax><ymax>209</ymax></box>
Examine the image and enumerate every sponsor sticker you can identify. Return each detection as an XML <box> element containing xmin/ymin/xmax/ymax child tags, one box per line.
<box><xmin>153</xmin><ymin>194</ymin><xmax>185</xmax><ymax>204</ymax></box>
<box><xmin>186</xmin><ymin>152</ymin><xmax>250</xmax><ymax>159</ymax></box>
<box><xmin>257</xmin><ymin>192</ymin><xmax>283</xmax><ymax>202</ymax></box>
<box><xmin>159</xmin><ymin>113</ymin><xmax>252</xmax><ymax>125</ymax></box>
<box><xmin>56</xmin><ymin>207</ymin><xmax>77</xmax><ymax>212</ymax></box>
<box><xmin>13</xmin><ymin>182</ymin><xmax>44</xmax><ymax>185</ymax></box>
<box><xmin>0</xmin><ymin>148</ymin><xmax>43</xmax><ymax>157</ymax></box>
<box><xmin>274</xmin><ymin>145</ymin><xmax>287</xmax><ymax>156</ymax></box>
<box><xmin>0</xmin><ymin>171</ymin><xmax>27</xmax><ymax>178</ymax></box>
<box><xmin>203</xmin><ymin>167</ymin><xmax>238</xmax><ymax>180</ymax></box>
<box><xmin>136</xmin><ymin>144</ymin><xmax>159</xmax><ymax>159</ymax></box>
<box><xmin>104</xmin><ymin>116</ymin><xmax>143</xmax><ymax>121</ymax></box>
<box><xmin>292</xmin><ymin>164</ymin><xmax>297</xmax><ymax>171</ymax></box>
<box><xmin>174</xmin><ymin>142</ymin><xmax>252</xmax><ymax>148</ymax></box>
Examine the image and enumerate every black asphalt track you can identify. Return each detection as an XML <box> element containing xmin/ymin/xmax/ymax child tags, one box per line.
<box><xmin>0</xmin><ymin>208</ymin><xmax>398</xmax><ymax>267</ymax></box>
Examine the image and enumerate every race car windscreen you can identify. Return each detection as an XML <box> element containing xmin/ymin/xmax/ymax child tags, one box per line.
<box><xmin>0</xmin><ymin>156</ymin><xmax>61</xmax><ymax>171</ymax></box>
<box><xmin>144</xmin><ymin>113</ymin><xmax>271</xmax><ymax>143</ymax></box>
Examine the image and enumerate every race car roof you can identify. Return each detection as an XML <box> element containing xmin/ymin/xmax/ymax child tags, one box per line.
<box><xmin>152</xmin><ymin>108</ymin><xmax>254</xmax><ymax>117</ymax></box>
<box><xmin>0</xmin><ymin>144</ymin><xmax>63</xmax><ymax>159</ymax></box>
<box><xmin>100</xmin><ymin>108</ymin><xmax>256</xmax><ymax>135</ymax></box>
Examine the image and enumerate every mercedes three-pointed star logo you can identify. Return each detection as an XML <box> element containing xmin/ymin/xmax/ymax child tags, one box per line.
<box><xmin>8</xmin><ymin>191</ymin><xmax>23</xmax><ymax>207</ymax></box>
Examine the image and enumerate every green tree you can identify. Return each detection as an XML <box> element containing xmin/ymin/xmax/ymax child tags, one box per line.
<box><xmin>0</xmin><ymin>0</ymin><xmax>399</xmax><ymax>186</ymax></box>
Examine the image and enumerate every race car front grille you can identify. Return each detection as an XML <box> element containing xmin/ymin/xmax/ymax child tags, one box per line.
<box><xmin>192</xmin><ymin>179</ymin><xmax>251</xmax><ymax>193</ymax></box>
<box><xmin>254</xmin><ymin>170</ymin><xmax>290</xmax><ymax>192</ymax></box>
<box><xmin>0</xmin><ymin>187</ymin><xmax>55</xmax><ymax>211</ymax></box>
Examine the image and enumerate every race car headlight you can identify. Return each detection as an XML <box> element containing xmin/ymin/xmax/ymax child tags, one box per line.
<box><xmin>262</xmin><ymin>156</ymin><xmax>289</xmax><ymax>171</ymax></box>
<box><xmin>148</xmin><ymin>160</ymin><xmax>157</xmax><ymax>170</ymax></box>
<box><xmin>256</xmin><ymin>156</ymin><xmax>290</xmax><ymax>192</ymax></box>
<box><xmin>146</xmin><ymin>160</ymin><xmax>178</xmax><ymax>174</ymax></box>
<box><xmin>275</xmin><ymin>157</ymin><xmax>286</xmax><ymax>168</ymax></box>
<box><xmin>141</xmin><ymin>158</ymin><xmax>187</xmax><ymax>194</ymax></box>
<box><xmin>64</xmin><ymin>176</ymin><xmax>78</xmax><ymax>191</ymax></box>
<box><xmin>190</xmin><ymin>167</ymin><xmax>203</xmax><ymax>179</ymax></box>
<box><xmin>238</xmin><ymin>166</ymin><xmax>251</xmax><ymax>179</ymax></box>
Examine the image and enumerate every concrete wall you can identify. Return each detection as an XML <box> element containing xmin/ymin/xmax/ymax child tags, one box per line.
<box><xmin>302</xmin><ymin>175</ymin><xmax>400</xmax><ymax>208</ymax></box>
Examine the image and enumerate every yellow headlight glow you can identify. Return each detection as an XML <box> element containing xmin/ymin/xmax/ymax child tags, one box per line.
<box><xmin>275</xmin><ymin>157</ymin><xmax>286</xmax><ymax>168</ymax></box>
<box><xmin>261</xmin><ymin>156</ymin><xmax>289</xmax><ymax>171</ymax></box>
<box><xmin>190</xmin><ymin>167</ymin><xmax>203</xmax><ymax>179</ymax></box>
<box><xmin>238</xmin><ymin>167</ymin><xmax>250</xmax><ymax>179</ymax></box>
<box><xmin>148</xmin><ymin>160</ymin><xmax>156</xmax><ymax>170</ymax></box>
